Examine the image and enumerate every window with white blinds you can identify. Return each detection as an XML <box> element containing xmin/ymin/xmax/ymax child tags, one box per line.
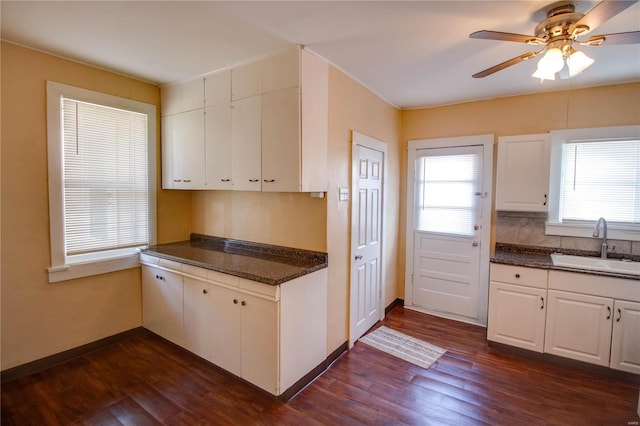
<box><xmin>547</xmin><ymin>125</ymin><xmax>640</xmax><ymax>241</ymax></box>
<box><xmin>560</xmin><ymin>139</ymin><xmax>640</xmax><ymax>224</ymax></box>
<box><xmin>62</xmin><ymin>98</ymin><xmax>150</xmax><ymax>255</ymax></box>
<box><xmin>47</xmin><ymin>81</ymin><xmax>156</xmax><ymax>282</ymax></box>
<box><xmin>415</xmin><ymin>149</ymin><xmax>481</xmax><ymax>236</ymax></box>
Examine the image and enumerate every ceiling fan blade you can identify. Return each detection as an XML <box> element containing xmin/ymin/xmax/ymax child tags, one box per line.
<box><xmin>570</xmin><ymin>0</ymin><xmax>638</xmax><ymax>36</ymax></box>
<box><xmin>586</xmin><ymin>31</ymin><xmax>640</xmax><ymax>45</ymax></box>
<box><xmin>470</xmin><ymin>30</ymin><xmax>546</xmax><ymax>45</ymax></box>
<box><xmin>472</xmin><ymin>51</ymin><xmax>541</xmax><ymax>78</ymax></box>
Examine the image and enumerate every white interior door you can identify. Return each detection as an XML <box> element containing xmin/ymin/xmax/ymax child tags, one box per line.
<box><xmin>405</xmin><ymin>135</ymin><xmax>493</xmax><ymax>326</ymax></box>
<box><xmin>349</xmin><ymin>132</ymin><xmax>386</xmax><ymax>347</ymax></box>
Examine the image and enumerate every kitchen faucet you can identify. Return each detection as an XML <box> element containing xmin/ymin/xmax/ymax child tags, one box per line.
<box><xmin>592</xmin><ymin>217</ymin><xmax>608</xmax><ymax>259</ymax></box>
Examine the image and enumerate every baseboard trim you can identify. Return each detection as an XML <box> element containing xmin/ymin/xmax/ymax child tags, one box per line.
<box><xmin>278</xmin><ymin>340</ymin><xmax>349</xmax><ymax>402</ymax></box>
<box><xmin>1</xmin><ymin>327</ymin><xmax>146</xmax><ymax>383</ymax></box>
<box><xmin>385</xmin><ymin>298</ymin><xmax>404</xmax><ymax>315</ymax></box>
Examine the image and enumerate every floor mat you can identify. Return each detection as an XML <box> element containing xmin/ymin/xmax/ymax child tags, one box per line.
<box><xmin>359</xmin><ymin>326</ymin><xmax>446</xmax><ymax>369</ymax></box>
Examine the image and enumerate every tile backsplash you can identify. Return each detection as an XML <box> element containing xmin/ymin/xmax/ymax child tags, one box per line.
<box><xmin>495</xmin><ymin>211</ymin><xmax>639</xmax><ymax>256</ymax></box>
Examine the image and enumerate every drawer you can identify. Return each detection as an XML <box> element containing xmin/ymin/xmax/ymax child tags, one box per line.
<box><xmin>158</xmin><ymin>258</ymin><xmax>182</xmax><ymax>273</ymax></box>
<box><xmin>139</xmin><ymin>253</ymin><xmax>159</xmax><ymax>265</ymax></box>
<box><xmin>490</xmin><ymin>263</ymin><xmax>548</xmax><ymax>289</ymax></box>
<box><xmin>207</xmin><ymin>269</ymin><xmax>239</xmax><ymax>288</ymax></box>
<box><xmin>239</xmin><ymin>277</ymin><xmax>280</xmax><ymax>301</ymax></box>
<box><xmin>181</xmin><ymin>263</ymin><xmax>208</xmax><ymax>279</ymax></box>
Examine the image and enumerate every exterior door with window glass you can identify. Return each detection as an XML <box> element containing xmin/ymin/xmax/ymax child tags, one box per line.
<box><xmin>410</xmin><ymin>146</ymin><xmax>484</xmax><ymax>321</ymax></box>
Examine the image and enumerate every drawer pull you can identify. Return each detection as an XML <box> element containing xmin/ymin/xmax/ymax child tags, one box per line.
<box><xmin>264</xmin><ymin>179</ymin><xmax>275</xmax><ymax>183</ymax></box>
<box><xmin>606</xmin><ymin>306</ymin><xmax>611</xmax><ymax>320</ymax></box>
<box><xmin>616</xmin><ymin>308</ymin><xmax>622</xmax><ymax>322</ymax></box>
<box><xmin>221</xmin><ymin>179</ymin><xmax>231</xmax><ymax>182</ymax></box>
<box><xmin>515</xmin><ymin>273</ymin><xmax>520</xmax><ymax>278</ymax></box>
<box><xmin>249</xmin><ymin>179</ymin><xmax>259</xmax><ymax>183</ymax></box>
<box><xmin>540</xmin><ymin>297</ymin><xmax>544</xmax><ymax>310</ymax></box>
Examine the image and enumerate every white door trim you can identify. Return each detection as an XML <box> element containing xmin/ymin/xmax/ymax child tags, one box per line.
<box><xmin>349</xmin><ymin>131</ymin><xmax>387</xmax><ymax>348</ymax></box>
<box><xmin>404</xmin><ymin>134</ymin><xmax>494</xmax><ymax>326</ymax></box>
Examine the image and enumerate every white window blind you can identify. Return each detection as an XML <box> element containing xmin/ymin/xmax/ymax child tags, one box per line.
<box><xmin>416</xmin><ymin>151</ymin><xmax>480</xmax><ymax>236</ymax></box>
<box><xmin>62</xmin><ymin>98</ymin><xmax>149</xmax><ymax>256</ymax></box>
<box><xmin>560</xmin><ymin>139</ymin><xmax>640</xmax><ymax>224</ymax></box>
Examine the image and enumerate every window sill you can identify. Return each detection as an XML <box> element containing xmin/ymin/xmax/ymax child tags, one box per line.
<box><xmin>48</xmin><ymin>250</ymin><xmax>141</xmax><ymax>283</ymax></box>
<box><xmin>545</xmin><ymin>222</ymin><xmax>640</xmax><ymax>242</ymax></box>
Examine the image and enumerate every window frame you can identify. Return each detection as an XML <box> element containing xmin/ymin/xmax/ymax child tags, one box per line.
<box><xmin>546</xmin><ymin>125</ymin><xmax>640</xmax><ymax>241</ymax></box>
<box><xmin>46</xmin><ymin>81</ymin><xmax>157</xmax><ymax>283</ymax></box>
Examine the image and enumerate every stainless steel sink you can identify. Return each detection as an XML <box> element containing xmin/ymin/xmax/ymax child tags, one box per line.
<box><xmin>550</xmin><ymin>254</ymin><xmax>640</xmax><ymax>276</ymax></box>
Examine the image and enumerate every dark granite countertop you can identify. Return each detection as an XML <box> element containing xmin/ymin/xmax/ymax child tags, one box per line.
<box><xmin>491</xmin><ymin>244</ymin><xmax>639</xmax><ymax>280</ymax></box>
<box><xmin>141</xmin><ymin>234</ymin><xmax>328</xmax><ymax>286</ymax></box>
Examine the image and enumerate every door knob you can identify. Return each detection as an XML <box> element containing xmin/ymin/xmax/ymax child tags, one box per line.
<box><xmin>471</xmin><ymin>241</ymin><xmax>479</xmax><ymax>247</ymax></box>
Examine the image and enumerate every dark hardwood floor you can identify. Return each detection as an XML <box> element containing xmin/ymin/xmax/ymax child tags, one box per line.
<box><xmin>2</xmin><ymin>307</ymin><xmax>639</xmax><ymax>425</ymax></box>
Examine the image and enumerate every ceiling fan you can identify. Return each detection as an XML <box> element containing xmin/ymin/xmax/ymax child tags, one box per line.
<box><xmin>470</xmin><ymin>0</ymin><xmax>640</xmax><ymax>80</ymax></box>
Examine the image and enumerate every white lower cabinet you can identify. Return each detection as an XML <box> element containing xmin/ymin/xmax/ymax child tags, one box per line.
<box><xmin>490</xmin><ymin>264</ymin><xmax>640</xmax><ymax>374</ymax></box>
<box><xmin>488</xmin><ymin>282</ymin><xmax>547</xmax><ymax>352</ymax></box>
<box><xmin>610</xmin><ymin>300</ymin><xmax>640</xmax><ymax>374</ymax></box>
<box><xmin>141</xmin><ymin>256</ymin><xmax>327</xmax><ymax>396</ymax></box>
<box><xmin>488</xmin><ymin>264</ymin><xmax>548</xmax><ymax>352</ymax></box>
<box><xmin>544</xmin><ymin>290</ymin><xmax>613</xmax><ymax>367</ymax></box>
<box><xmin>141</xmin><ymin>264</ymin><xmax>184</xmax><ymax>347</ymax></box>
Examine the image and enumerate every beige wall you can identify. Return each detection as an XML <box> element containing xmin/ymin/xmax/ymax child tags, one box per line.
<box><xmin>325</xmin><ymin>66</ymin><xmax>402</xmax><ymax>352</ymax></box>
<box><xmin>0</xmin><ymin>42</ymin><xmax>191</xmax><ymax>370</ymax></box>
<box><xmin>192</xmin><ymin>192</ymin><xmax>326</xmax><ymax>252</ymax></box>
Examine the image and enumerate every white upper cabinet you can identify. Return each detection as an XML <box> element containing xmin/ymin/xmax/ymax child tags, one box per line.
<box><xmin>232</xmin><ymin>96</ymin><xmax>262</xmax><ymax>191</ymax></box>
<box><xmin>261</xmin><ymin>87</ymin><xmax>300</xmax><ymax>192</ymax></box>
<box><xmin>161</xmin><ymin>45</ymin><xmax>328</xmax><ymax>192</ymax></box>
<box><xmin>262</xmin><ymin>47</ymin><xmax>300</xmax><ymax>93</ymax></box>
<box><xmin>162</xmin><ymin>110</ymin><xmax>206</xmax><ymax>189</ymax></box>
<box><xmin>204</xmin><ymin>70</ymin><xmax>233</xmax><ymax>189</ymax></box>
<box><xmin>161</xmin><ymin>78</ymin><xmax>204</xmax><ymax>116</ymax></box>
<box><xmin>496</xmin><ymin>134</ymin><xmax>551</xmax><ymax>211</ymax></box>
<box><xmin>231</xmin><ymin>61</ymin><xmax>262</xmax><ymax>101</ymax></box>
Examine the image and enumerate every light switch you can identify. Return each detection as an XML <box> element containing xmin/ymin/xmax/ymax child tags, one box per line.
<box><xmin>339</xmin><ymin>187</ymin><xmax>349</xmax><ymax>202</ymax></box>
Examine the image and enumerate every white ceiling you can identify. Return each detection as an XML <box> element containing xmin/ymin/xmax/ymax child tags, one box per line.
<box><xmin>2</xmin><ymin>1</ymin><xmax>639</xmax><ymax>109</ymax></box>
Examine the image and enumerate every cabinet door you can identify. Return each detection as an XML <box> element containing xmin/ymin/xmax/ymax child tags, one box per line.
<box><xmin>209</xmin><ymin>285</ymin><xmax>241</xmax><ymax>377</ymax></box>
<box><xmin>261</xmin><ymin>87</ymin><xmax>301</xmax><ymax>192</ymax></box>
<box><xmin>231</xmin><ymin>61</ymin><xmax>261</xmax><ymax>101</ymax></box>
<box><xmin>240</xmin><ymin>293</ymin><xmax>278</xmax><ymax>395</ymax></box>
<box><xmin>204</xmin><ymin>70</ymin><xmax>231</xmax><ymax>107</ymax></box>
<box><xmin>141</xmin><ymin>265</ymin><xmax>184</xmax><ymax>346</ymax></box>
<box><xmin>231</xmin><ymin>96</ymin><xmax>261</xmax><ymax>191</ymax></box>
<box><xmin>262</xmin><ymin>47</ymin><xmax>299</xmax><ymax>93</ymax></box>
<box><xmin>487</xmin><ymin>282</ymin><xmax>547</xmax><ymax>352</ymax></box>
<box><xmin>163</xmin><ymin>110</ymin><xmax>206</xmax><ymax>189</ymax></box>
<box><xmin>610</xmin><ymin>300</ymin><xmax>640</xmax><ymax>374</ymax></box>
<box><xmin>162</xmin><ymin>79</ymin><xmax>204</xmax><ymax>115</ymax></box>
<box><xmin>205</xmin><ymin>104</ymin><xmax>233</xmax><ymax>189</ymax></box>
<box><xmin>496</xmin><ymin>134</ymin><xmax>550</xmax><ymax>211</ymax></box>
<box><xmin>544</xmin><ymin>290</ymin><xmax>612</xmax><ymax>366</ymax></box>
<box><xmin>183</xmin><ymin>277</ymin><xmax>212</xmax><ymax>361</ymax></box>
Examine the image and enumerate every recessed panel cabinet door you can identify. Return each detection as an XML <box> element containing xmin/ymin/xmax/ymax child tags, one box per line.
<box><xmin>141</xmin><ymin>265</ymin><xmax>184</xmax><ymax>347</ymax></box>
<box><xmin>487</xmin><ymin>282</ymin><xmax>547</xmax><ymax>352</ymax></box>
<box><xmin>261</xmin><ymin>87</ymin><xmax>301</xmax><ymax>192</ymax></box>
<box><xmin>610</xmin><ymin>299</ymin><xmax>640</xmax><ymax>374</ymax></box>
<box><xmin>240</xmin><ymin>293</ymin><xmax>278</xmax><ymax>395</ymax></box>
<box><xmin>231</xmin><ymin>96</ymin><xmax>261</xmax><ymax>191</ymax></box>
<box><xmin>163</xmin><ymin>110</ymin><xmax>205</xmax><ymax>189</ymax></box>
<box><xmin>205</xmin><ymin>104</ymin><xmax>232</xmax><ymax>189</ymax></box>
<box><xmin>183</xmin><ymin>277</ymin><xmax>212</xmax><ymax>361</ymax></box>
<box><xmin>209</xmin><ymin>285</ymin><xmax>241</xmax><ymax>378</ymax></box>
<box><xmin>544</xmin><ymin>290</ymin><xmax>612</xmax><ymax>366</ymax></box>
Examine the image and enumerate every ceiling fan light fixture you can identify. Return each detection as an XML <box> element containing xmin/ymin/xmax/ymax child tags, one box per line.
<box><xmin>532</xmin><ymin>67</ymin><xmax>556</xmax><ymax>81</ymax></box>
<box><xmin>537</xmin><ymin>47</ymin><xmax>565</xmax><ymax>73</ymax></box>
<box><xmin>567</xmin><ymin>49</ymin><xmax>594</xmax><ymax>76</ymax></box>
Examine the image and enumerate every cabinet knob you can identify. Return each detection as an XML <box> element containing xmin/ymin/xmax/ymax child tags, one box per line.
<box><xmin>233</xmin><ymin>299</ymin><xmax>238</xmax><ymax>304</ymax></box>
<box><xmin>264</xmin><ymin>179</ymin><xmax>275</xmax><ymax>183</ymax></box>
<box><xmin>202</xmin><ymin>289</ymin><xmax>208</xmax><ymax>295</ymax></box>
<box><xmin>515</xmin><ymin>273</ymin><xmax>520</xmax><ymax>278</ymax></box>
<box><xmin>241</xmin><ymin>300</ymin><xmax>247</xmax><ymax>306</ymax></box>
